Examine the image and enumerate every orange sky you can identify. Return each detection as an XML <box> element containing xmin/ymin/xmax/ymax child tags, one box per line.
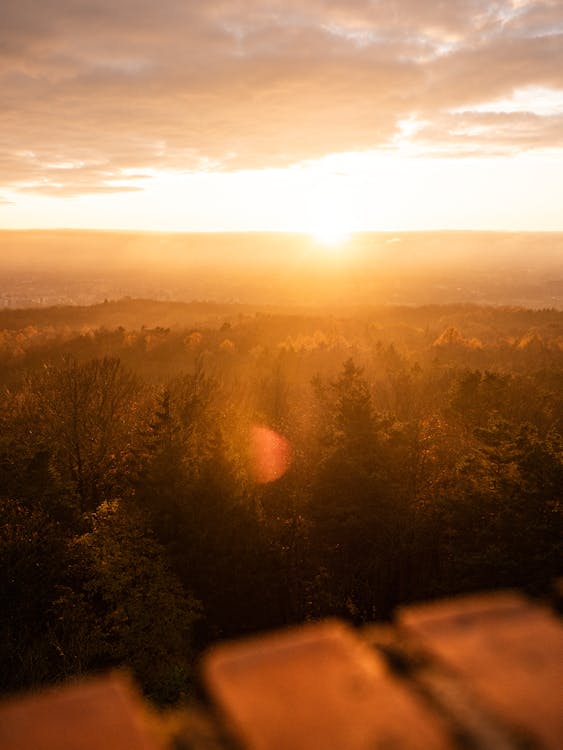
<box><xmin>1</xmin><ymin>0</ymin><xmax>562</xmax><ymax>231</ymax></box>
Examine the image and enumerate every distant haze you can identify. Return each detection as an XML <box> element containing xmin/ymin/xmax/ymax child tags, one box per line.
<box><xmin>1</xmin><ymin>230</ymin><xmax>562</xmax><ymax>309</ymax></box>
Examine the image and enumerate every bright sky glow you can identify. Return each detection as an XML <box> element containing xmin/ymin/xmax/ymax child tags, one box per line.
<box><xmin>3</xmin><ymin>150</ymin><xmax>563</xmax><ymax>232</ymax></box>
<box><xmin>0</xmin><ymin>1</ymin><xmax>562</xmax><ymax>232</ymax></box>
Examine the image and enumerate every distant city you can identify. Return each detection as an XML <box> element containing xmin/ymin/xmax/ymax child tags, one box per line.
<box><xmin>1</xmin><ymin>269</ymin><xmax>562</xmax><ymax>311</ymax></box>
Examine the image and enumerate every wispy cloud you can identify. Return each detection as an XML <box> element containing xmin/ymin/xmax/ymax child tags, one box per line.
<box><xmin>0</xmin><ymin>0</ymin><xmax>562</xmax><ymax>195</ymax></box>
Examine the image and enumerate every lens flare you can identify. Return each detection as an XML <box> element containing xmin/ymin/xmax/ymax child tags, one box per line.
<box><xmin>250</xmin><ymin>424</ymin><xmax>292</xmax><ymax>484</ymax></box>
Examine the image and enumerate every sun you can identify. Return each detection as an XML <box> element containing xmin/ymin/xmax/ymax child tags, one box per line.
<box><xmin>308</xmin><ymin>222</ymin><xmax>351</xmax><ymax>249</ymax></box>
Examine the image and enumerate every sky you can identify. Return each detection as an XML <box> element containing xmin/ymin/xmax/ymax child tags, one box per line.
<box><xmin>1</xmin><ymin>0</ymin><xmax>562</xmax><ymax>232</ymax></box>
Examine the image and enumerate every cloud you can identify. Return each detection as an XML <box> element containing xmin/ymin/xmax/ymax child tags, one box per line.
<box><xmin>411</xmin><ymin>111</ymin><xmax>563</xmax><ymax>156</ymax></box>
<box><xmin>0</xmin><ymin>0</ymin><xmax>562</xmax><ymax>195</ymax></box>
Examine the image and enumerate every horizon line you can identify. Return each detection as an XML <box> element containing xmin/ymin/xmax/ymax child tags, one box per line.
<box><xmin>2</xmin><ymin>227</ymin><xmax>563</xmax><ymax>235</ymax></box>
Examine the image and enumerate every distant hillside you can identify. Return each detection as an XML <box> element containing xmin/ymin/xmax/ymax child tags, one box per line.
<box><xmin>0</xmin><ymin>299</ymin><xmax>257</xmax><ymax>331</ymax></box>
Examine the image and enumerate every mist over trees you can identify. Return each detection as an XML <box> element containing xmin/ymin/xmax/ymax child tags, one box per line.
<box><xmin>1</xmin><ymin>301</ymin><xmax>562</xmax><ymax>703</ymax></box>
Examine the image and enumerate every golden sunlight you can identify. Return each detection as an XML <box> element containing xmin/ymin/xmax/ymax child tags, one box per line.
<box><xmin>308</xmin><ymin>220</ymin><xmax>351</xmax><ymax>249</ymax></box>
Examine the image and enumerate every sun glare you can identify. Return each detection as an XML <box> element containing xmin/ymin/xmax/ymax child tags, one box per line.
<box><xmin>309</xmin><ymin>223</ymin><xmax>351</xmax><ymax>249</ymax></box>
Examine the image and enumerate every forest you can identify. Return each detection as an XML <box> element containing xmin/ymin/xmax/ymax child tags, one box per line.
<box><xmin>1</xmin><ymin>299</ymin><xmax>562</xmax><ymax>704</ymax></box>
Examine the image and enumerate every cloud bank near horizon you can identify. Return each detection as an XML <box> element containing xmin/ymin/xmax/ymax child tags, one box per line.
<box><xmin>1</xmin><ymin>0</ymin><xmax>562</xmax><ymax>196</ymax></box>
